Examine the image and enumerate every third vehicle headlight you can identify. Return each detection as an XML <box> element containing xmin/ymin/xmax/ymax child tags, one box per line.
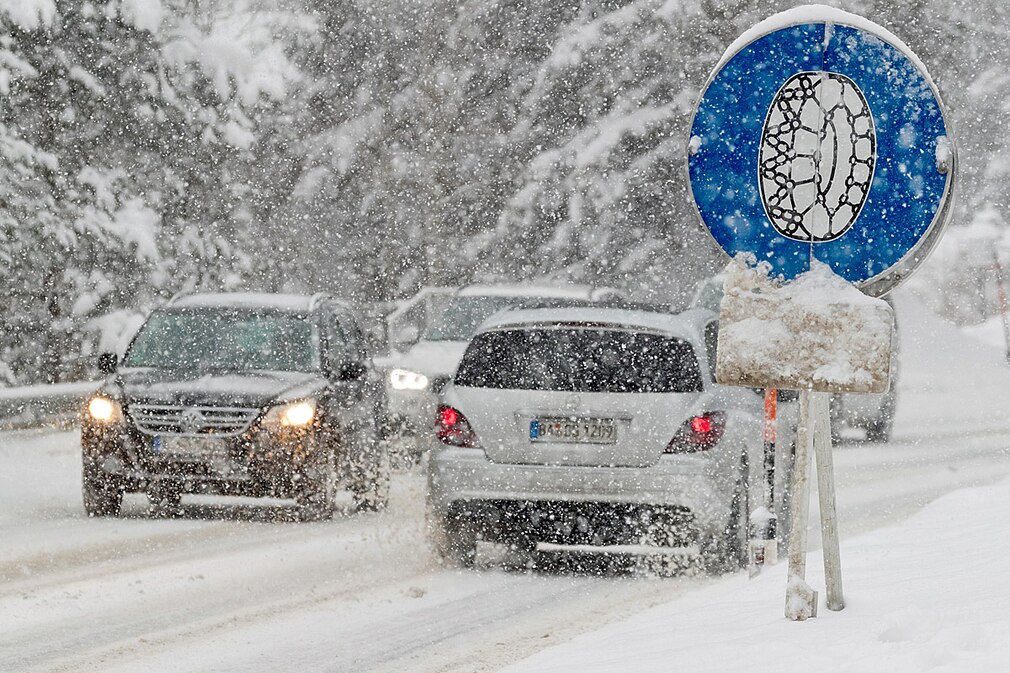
<box><xmin>264</xmin><ymin>400</ymin><xmax>317</xmax><ymax>427</ymax></box>
<box><xmin>389</xmin><ymin>368</ymin><xmax>429</xmax><ymax>391</ymax></box>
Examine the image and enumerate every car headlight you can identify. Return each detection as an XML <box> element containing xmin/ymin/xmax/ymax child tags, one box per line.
<box><xmin>264</xmin><ymin>400</ymin><xmax>317</xmax><ymax>427</ymax></box>
<box><xmin>87</xmin><ymin>396</ymin><xmax>122</xmax><ymax>423</ymax></box>
<box><xmin>389</xmin><ymin>368</ymin><xmax>429</xmax><ymax>391</ymax></box>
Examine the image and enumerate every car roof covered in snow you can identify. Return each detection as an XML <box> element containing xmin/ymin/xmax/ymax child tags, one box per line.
<box><xmin>455</xmin><ymin>283</ymin><xmax>623</xmax><ymax>300</ymax></box>
<box><xmin>476</xmin><ymin>306</ymin><xmax>716</xmax><ymax>342</ymax></box>
<box><xmin>165</xmin><ymin>292</ymin><xmax>331</xmax><ymax>313</ymax></box>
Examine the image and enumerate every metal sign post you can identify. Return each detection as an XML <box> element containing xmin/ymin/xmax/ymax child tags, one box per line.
<box><xmin>992</xmin><ymin>250</ymin><xmax>1010</xmax><ymax>365</ymax></box>
<box><xmin>811</xmin><ymin>392</ymin><xmax>844</xmax><ymax>611</ymax></box>
<box><xmin>749</xmin><ymin>388</ymin><xmax>778</xmax><ymax>574</ymax></box>
<box><xmin>686</xmin><ymin>5</ymin><xmax>956</xmax><ymax>620</ymax></box>
<box><xmin>785</xmin><ymin>390</ymin><xmax>816</xmax><ymax>619</ymax></box>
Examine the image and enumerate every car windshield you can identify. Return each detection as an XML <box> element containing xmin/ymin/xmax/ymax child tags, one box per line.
<box><xmin>424</xmin><ymin>295</ymin><xmax>523</xmax><ymax>341</ymax></box>
<box><xmin>455</xmin><ymin>327</ymin><xmax>703</xmax><ymax>393</ymax></box>
<box><xmin>124</xmin><ymin>309</ymin><xmax>320</xmax><ymax>373</ymax></box>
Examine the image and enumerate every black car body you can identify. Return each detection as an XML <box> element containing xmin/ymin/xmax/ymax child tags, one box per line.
<box><xmin>81</xmin><ymin>292</ymin><xmax>389</xmax><ymax>518</ymax></box>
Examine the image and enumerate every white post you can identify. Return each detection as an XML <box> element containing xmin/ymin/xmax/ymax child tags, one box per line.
<box><xmin>785</xmin><ymin>389</ymin><xmax>817</xmax><ymax>620</ymax></box>
<box><xmin>813</xmin><ymin>392</ymin><xmax>845</xmax><ymax>611</ymax></box>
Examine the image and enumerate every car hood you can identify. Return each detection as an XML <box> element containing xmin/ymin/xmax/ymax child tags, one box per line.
<box><xmin>110</xmin><ymin>368</ymin><xmax>327</xmax><ymax>409</ymax></box>
<box><xmin>377</xmin><ymin>340</ymin><xmax>469</xmax><ymax>379</ymax></box>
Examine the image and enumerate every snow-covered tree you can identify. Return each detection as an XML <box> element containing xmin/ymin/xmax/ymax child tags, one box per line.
<box><xmin>0</xmin><ymin>0</ymin><xmax>302</xmax><ymax>383</ymax></box>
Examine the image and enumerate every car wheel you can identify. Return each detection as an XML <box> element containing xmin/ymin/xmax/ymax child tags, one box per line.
<box><xmin>351</xmin><ymin>449</ymin><xmax>391</xmax><ymax>512</ymax></box>
<box><xmin>148</xmin><ymin>483</ymin><xmax>183</xmax><ymax>516</ymax></box>
<box><xmin>428</xmin><ymin>509</ymin><xmax>477</xmax><ymax>568</ymax></box>
<box><xmin>298</xmin><ymin>445</ymin><xmax>337</xmax><ymax>521</ymax></box>
<box><xmin>864</xmin><ymin>416</ymin><xmax>892</xmax><ymax>443</ymax></box>
<box><xmin>864</xmin><ymin>396</ymin><xmax>895</xmax><ymax>443</ymax></box>
<box><xmin>702</xmin><ymin>475</ymin><xmax>750</xmax><ymax>574</ymax></box>
<box><xmin>349</xmin><ymin>420</ymin><xmax>391</xmax><ymax>512</ymax></box>
<box><xmin>82</xmin><ymin>465</ymin><xmax>123</xmax><ymax>517</ymax></box>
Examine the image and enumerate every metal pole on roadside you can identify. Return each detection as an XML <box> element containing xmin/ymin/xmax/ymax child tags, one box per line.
<box><xmin>785</xmin><ymin>389</ymin><xmax>817</xmax><ymax>621</ymax></box>
<box><xmin>750</xmin><ymin>388</ymin><xmax>779</xmax><ymax>575</ymax></box>
<box><xmin>812</xmin><ymin>392</ymin><xmax>844</xmax><ymax>611</ymax></box>
<box><xmin>992</xmin><ymin>249</ymin><xmax>1010</xmax><ymax>365</ymax></box>
<box><xmin>763</xmin><ymin>387</ymin><xmax>778</xmax><ymax>547</ymax></box>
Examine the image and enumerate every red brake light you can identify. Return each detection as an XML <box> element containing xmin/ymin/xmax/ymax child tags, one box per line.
<box><xmin>666</xmin><ymin>411</ymin><xmax>726</xmax><ymax>453</ymax></box>
<box><xmin>435</xmin><ymin>405</ymin><xmax>479</xmax><ymax>448</ymax></box>
<box><xmin>440</xmin><ymin>406</ymin><xmax>459</xmax><ymax>427</ymax></box>
<box><xmin>691</xmin><ymin>416</ymin><xmax>713</xmax><ymax>434</ymax></box>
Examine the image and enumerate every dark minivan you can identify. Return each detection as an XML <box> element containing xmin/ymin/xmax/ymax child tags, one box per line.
<box><xmin>81</xmin><ymin>292</ymin><xmax>389</xmax><ymax>519</ymax></box>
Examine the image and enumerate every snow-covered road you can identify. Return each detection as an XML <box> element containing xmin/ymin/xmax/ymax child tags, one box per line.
<box><xmin>4</xmin><ymin>294</ymin><xmax>1010</xmax><ymax>672</ymax></box>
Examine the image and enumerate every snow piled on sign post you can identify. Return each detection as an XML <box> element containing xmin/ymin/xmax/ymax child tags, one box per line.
<box><xmin>716</xmin><ymin>257</ymin><xmax>893</xmax><ymax>393</ymax></box>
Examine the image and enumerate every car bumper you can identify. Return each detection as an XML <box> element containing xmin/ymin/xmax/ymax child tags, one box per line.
<box><xmin>427</xmin><ymin>447</ymin><xmax>733</xmax><ymax>537</ymax></box>
<box><xmin>82</xmin><ymin>420</ymin><xmax>321</xmax><ymax>498</ymax></box>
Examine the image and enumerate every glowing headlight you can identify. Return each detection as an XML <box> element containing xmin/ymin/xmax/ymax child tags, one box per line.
<box><xmin>389</xmin><ymin>368</ymin><xmax>429</xmax><ymax>391</ymax></box>
<box><xmin>88</xmin><ymin>396</ymin><xmax>122</xmax><ymax>422</ymax></box>
<box><xmin>264</xmin><ymin>400</ymin><xmax>317</xmax><ymax>427</ymax></box>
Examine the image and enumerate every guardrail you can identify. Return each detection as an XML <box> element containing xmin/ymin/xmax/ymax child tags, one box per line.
<box><xmin>0</xmin><ymin>381</ymin><xmax>99</xmax><ymax>430</ymax></box>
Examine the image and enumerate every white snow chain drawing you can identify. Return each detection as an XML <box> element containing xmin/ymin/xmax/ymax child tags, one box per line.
<box><xmin>759</xmin><ymin>71</ymin><xmax>876</xmax><ymax>243</ymax></box>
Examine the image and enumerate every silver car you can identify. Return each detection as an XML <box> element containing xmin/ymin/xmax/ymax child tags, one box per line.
<box><xmin>426</xmin><ymin>306</ymin><xmax>764</xmax><ymax>570</ymax></box>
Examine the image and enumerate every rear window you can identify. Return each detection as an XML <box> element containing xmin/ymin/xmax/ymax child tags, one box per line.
<box><xmin>455</xmin><ymin>327</ymin><xmax>703</xmax><ymax>393</ymax></box>
<box><xmin>426</xmin><ymin>296</ymin><xmax>519</xmax><ymax>341</ymax></box>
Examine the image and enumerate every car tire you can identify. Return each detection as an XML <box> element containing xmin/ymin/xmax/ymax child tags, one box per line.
<box><xmin>82</xmin><ymin>465</ymin><xmax>123</xmax><ymax>518</ymax></box>
<box><xmin>148</xmin><ymin>483</ymin><xmax>183</xmax><ymax>515</ymax></box>
<box><xmin>865</xmin><ymin>417</ymin><xmax>892</xmax><ymax>443</ymax></box>
<box><xmin>702</xmin><ymin>474</ymin><xmax>750</xmax><ymax>575</ymax></box>
<box><xmin>351</xmin><ymin>449</ymin><xmax>391</xmax><ymax>512</ymax></box>
<box><xmin>349</xmin><ymin>421</ymin><xmax>391</xmax><ymax>512</ymax></box>
<box><xmin>428</xmin><ymin>510</ymin><xmax>477</xmax><ymax>568</ymax></box>
<box><xmin>864</xmin><ymin>396</ymin><xmax>895</xmax><ymax>443</ymax></box>
<box><xmin>298</xmin><ymin>445</ymin><xmax>337</xmax><ymax>521</ymax></box>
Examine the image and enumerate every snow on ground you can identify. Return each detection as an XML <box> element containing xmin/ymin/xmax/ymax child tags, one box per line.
<box><xmin>507</xmin><ymin>474</ymin><xmax>1010</xmax><ymax>673</ymax></box>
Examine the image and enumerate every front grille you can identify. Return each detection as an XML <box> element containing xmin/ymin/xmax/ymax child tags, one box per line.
<box><xmin>129</xmin><ymin>404</ymin><xmax>259</xmax><ymax>437</ymax></box>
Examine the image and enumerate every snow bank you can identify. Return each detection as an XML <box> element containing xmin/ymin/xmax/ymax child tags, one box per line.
<box><xmin>507</xmin><ymin>471</ymin><xmax>1010</xmax><ymax>673</ymax></box>
<box><xmin>716</xmin><ymin>258</ymin><xmax>893</xmax><ymax>393</ymax></box>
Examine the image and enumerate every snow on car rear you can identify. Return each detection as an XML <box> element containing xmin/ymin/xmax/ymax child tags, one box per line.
<box><xmin>426</xmin><ymin>306</ymin><xmax>763</xmax><ymax>569</ymax></box>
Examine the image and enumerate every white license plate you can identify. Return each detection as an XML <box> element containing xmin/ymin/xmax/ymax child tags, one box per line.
<box><xmin>529</xmin><ymin>417</ymin><xmax>617</xmax><ymax>444</ymax></box>
<box><xmin>152</xmin><ymin>435</ymin><xmax>224</xmax><ymax>459</ymax></box>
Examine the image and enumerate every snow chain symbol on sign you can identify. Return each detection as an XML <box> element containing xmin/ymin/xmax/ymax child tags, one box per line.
<box><xmin>758</xmin><ymin>71</ymin><xmax>876</xmax><ymax>243</ymax></box>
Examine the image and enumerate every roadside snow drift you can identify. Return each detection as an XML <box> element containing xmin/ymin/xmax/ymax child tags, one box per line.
<box><xmin>508</xmin><ymin>471</ymin><xmax>1010</xmax><ymax>673</ymax></box>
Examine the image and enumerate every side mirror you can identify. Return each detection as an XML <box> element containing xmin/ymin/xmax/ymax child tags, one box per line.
<box><xmin>338</xmin><ymin>361</ymin><xmax>368</xmax><ymax>382</ymax></box>
<box><xmin>98</xmin><ymin>352</ymin><xmax>118</xmax><ymax>375</ymax></box>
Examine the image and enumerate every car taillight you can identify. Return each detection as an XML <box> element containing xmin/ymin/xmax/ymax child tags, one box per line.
<box><xmin>435</xmin><ymin>405</ymin><xmax>479</xmax><ymax>448</ymax></box>
<box><xmin>666</xmin><ymin>411</ymin><xmax>726</xmax><ymax>453</ymax></box>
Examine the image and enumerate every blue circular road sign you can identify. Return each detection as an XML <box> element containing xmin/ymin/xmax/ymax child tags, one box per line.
<box><xmin>687</xmin><ymin>13</ymin><xmax>956</xmax><ymax>296</ymax></box>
